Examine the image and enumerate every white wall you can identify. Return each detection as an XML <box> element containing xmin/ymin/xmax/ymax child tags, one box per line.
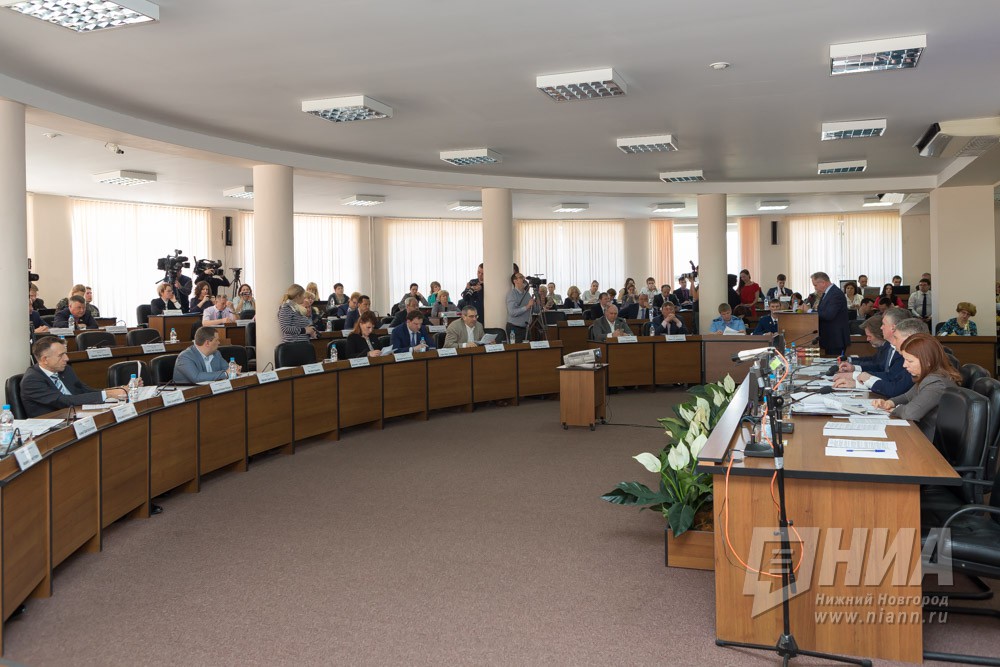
<box><xmin>27</xmin><ymin>193</ymin><xmax>73</xmax><ymax>305</ymax></box>
<box><xmin>754</xmin><ymin>215</ymin><xmax>792</xmax><ymax>292</ymax></box>
<box><xmin>900</xmin><ymin>213</ymin><xmax>930</xmax><ymax>285</ymax></box>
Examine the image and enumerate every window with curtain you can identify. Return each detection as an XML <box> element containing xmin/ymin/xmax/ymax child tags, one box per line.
<box><xmin>737</xmin><ymin>217</ymin><xmax>760</xmax><ymax>282</ymax></box>
<box><xmin>670</xmin><ymin>222</ymin><xmax>741</xmax><ymax>285</ymax></box>
<box><xmin>515</xmin><ymin>219</ymin><xmax>625</xmax><ymax>296</ymax></box>
<box><xmin>383</xmin><ymin>218</ymin><xmax>482</xmax><ymax>309</ymax></box>
<box><xmin>70</xmin><ymin>198</ymin><xmax>210</xmax><ymax>326</ymax></box>
<box><xmin>787</xmin><ymin>212</ymin><xmax>901</xmax><ymax>293</ymax></box>
<box><xmin>650</xmin><ymin>219</ymin><xmax>674</xmax><ymax>288</ymax></box>
<box><xmin>231</xmin><ymin>211</ymin><xmax>255</xmax><ymax>293</ymax></box>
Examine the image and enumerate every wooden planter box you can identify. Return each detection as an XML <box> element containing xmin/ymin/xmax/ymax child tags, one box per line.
<box><xmin>664</xmin><ymin>525</ymin><xmax>714</xmax><ymax>571</ymax></box>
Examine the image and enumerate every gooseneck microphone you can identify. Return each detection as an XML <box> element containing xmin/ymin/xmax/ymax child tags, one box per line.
<box><xmin>785</xmin><ymin>329</ymin><xmax>819</xmax><ymax>346</ymax></box>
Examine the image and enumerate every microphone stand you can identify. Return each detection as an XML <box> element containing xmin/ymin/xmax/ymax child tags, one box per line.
<box><xmin>718</xmin><ymin>388</ymin><xmax>872</xmax><ymax>666</ymax></box>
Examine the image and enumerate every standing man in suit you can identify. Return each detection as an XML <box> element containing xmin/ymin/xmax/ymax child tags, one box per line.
<box><xmin>173</xmin><ymin>266</ymin><xmax>193</xmax><ymax>312</ymax></box>
<box><xmin>908</xmin><ymin>278</ymin><xmax>932</xmax><ymax>327</ymax></box>
<box><xmin>173</xmin><ymin>327</ymin><xmax>235</xmax><ymax>384</ymax></box>
<box><xmin>391</xmin><ymin>310</ymin><xmax>435</xmax><ymax>352</ymax></box>
<box><xmin>589</xmin><ymin>304</ymin><xmax>631</xmax><ymax>341</ymax></box>
<box><xmin>20</xmin><ymin>336</ymin><xmax>129</xmax><ymax>417</ymax></box>
<box><xmin>443</xmin><ymin>307</ymin><xmax>485</xmax><ymax>348</ymax></box>
<box><xmin>811</xmin><ymin>271</ymin><xmax>851</xmax><ymax>357</ymax></box>
<box><xmin>53</xmin><ymin>295</ymin><xmax>99</xmax><ymax>329</ymax></box>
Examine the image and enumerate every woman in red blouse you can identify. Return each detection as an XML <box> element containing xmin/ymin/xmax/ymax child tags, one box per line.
<box><xmin>738</xmin><ymin>270</ymin><xmax>762</xmax><ymax>305</ymax></box>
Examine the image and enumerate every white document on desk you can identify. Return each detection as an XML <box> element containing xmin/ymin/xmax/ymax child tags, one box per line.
<box><xmin>722</xmin><ymin>328</ymin><xmax>744</xmax><ymax>335</ymax></box>
<box><xmin>12</xmin><ymin>419</ymin><xmax>64</xmax><ymax>437</ymax></box>
<box><xmin>848</xmin><ymin>416</ymin><xmax>907</xmax><ymax>426</ymax></box>
<box><xmin>825</xmin><ymin>438</ymin><xmax>899</xmax><ymax>460</ymax></box>
<box><xmin>822</xmin><ymin>422</ymin><xmax>887</xmax><ymax>439</ymax></box>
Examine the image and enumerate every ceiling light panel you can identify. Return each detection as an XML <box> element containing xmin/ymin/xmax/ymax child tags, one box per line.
<box><xmin>0</xmin><ymin>0</ymin><xmax>158</xmax><ymax>32</ymax></box>
<box><xmin>302</xmin><ymin>95</ymin><xmax>392</xmax><ymax>123</ymax></box>
<box><xmin>440</xmin><ymin>148</ymin><xmax>501</xmax><ymax>166</ymax></box>
<box><xmin>863</xmin><ymin>197</ymin><xmax>893</xmax><ymax>207</ymax></box>
<box><xmin>553</xmin><ymin>204</ymin><xmax>589</xmax><ymax>213</ymax></box>
<box><xmin>341</xmin><ymin>195</ymin><xmax>385</xmax><ymax>206</ymax></box>
<box><xmin>817</xmin><ymin>160</ymin><xmax>867</xmax><ymax>175</ymax></box>
<box><xmin>821</xmin><ymin>119</ymin><xmax>887</xmax><ymax>141</ymax></box>
<box><xmin>879</xmin><ymin>193</ymin><xmax>906</xmax><ymax>204</ymax></box>
<box><xmin>223</xmin><ymin>186</ymin><xmax>253</xmax><ymax>199</ymax></box>
<box><xmin>92</xmin><ymin>170</ymin><xmax>156</xmax><ymax>186</ymax></box>
<box><xmin>448</xmin><ymin>201</ymin><xmax>483</xmax><ymax>212</ymax></box>
<box><xmin>830</xmin><ymin>35</ymin><xmax>925</xmax><ymax>75</ymax></box>
<box><xmin>757</xmin><ymin>200</ymin><xmax>790</xmax><ymax>211</ymax></box>
<box><xmin>617</xmin><ymin>135</ymin><xmax>677</xmax><ymax>154</ymax></box>
<box><xmin>659</xmin><ymin>170</ymin><xmax>704</xmax><ymax>183</ymax></box>
<box><xmin>536</xmin><ymin>67</ymin><xmax>627</xmax><ymax>102</ymax></box>
<box><xmin>651</xmin><ymin>203</ymin><xmax>686</xmax><ymax>213</ymax></box>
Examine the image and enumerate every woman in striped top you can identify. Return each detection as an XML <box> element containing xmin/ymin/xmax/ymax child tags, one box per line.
<box><xmin>278</xmin><ymin>284</ymin><xmax>317</xmax><ymax>342</ymax></box>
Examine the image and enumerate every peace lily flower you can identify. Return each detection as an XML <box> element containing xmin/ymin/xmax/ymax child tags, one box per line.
<box><xmin>667</xmin><ymin>444</ymin><xmax>690</xmax><ymax>470</ymax></box>
<box><xmin>688</xmin><ymin>433</ymin><xmax>709</xmax><ymax>459</ymax></box>
<box><xmin>722</xmin><ymin>374</ymin><xmax>736</xmax><ymax>393</ymax></box>
<box><xmin>633</xmin><ymin>452</ymin><xmax>662</xmax><ymax>473</ymax></box>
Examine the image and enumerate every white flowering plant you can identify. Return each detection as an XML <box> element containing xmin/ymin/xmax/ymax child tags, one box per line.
<box><xmin>601</xmin><ymin>375</ymin><xmax>737</xmax><ymax>538</ymax></box>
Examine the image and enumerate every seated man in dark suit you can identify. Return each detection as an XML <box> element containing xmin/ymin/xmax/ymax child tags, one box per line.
<box><xmin>850</xmin><ymin>298</ymin><xmax>875</xmax><ymax>335</ymax></box>
<box><xmin>652</xmin><ymin>302</ymin><xmax>688</xmax><ymax>335</ymax></box>
<box><xmin>173</xmin><ymin>326</ymin><xmax>235</xmax><ymax>384</ymax></box>
<box><xmin>53</xmin><ymin>295</ymin><xmax>99</xmax><ymax>330</ymax></box>
<box><xmin>390</xmin><ymin>297</ymin><xmax>420</xmax><ymax>328</ymax></box>
<box><xmin>20</xmin><ymin>336</ymin><xmax>128</xmax><ymax>417</ymax></box>
<box><xmin>29</xmin><ymin>298</ymin><xmax>49</xmax><ymax>335</ymax></box>
<box><xmin>752</xmin><ymin>299</ymin><xmax>782</xmax><ymax>335</ymax></box>
<box><xmin>833</xmin><ymin>310</ymin><xmax>918</xmax><ymax>396</ymax></box>
<box><xmin>589</xmin><ymin>304</ymin><xmax>631</xmax><ymax>341</ymax></box>
<box><xmin>390</xmin><ymin>310</ymin><xmax>435</xmax><ymax>353</ymax></box>
<box><xmin>589</xmin><ymin>292</ymin><xmax>612</xmax><ymax>320</ymax></box>
<box><xmin>652</xmin><ymin>284</ymin><xmax>679</xmax><ymax>310</ymax></box>
<box><xmin>839</xmin><ymin>314</ymin><xmax>887</xmax><ymax>371</ymax></box>
<box><xmin>344</xmin><ymin>295</ymin><xmax>370</xmax><ymax>331</ymax></box>
<box><xmin>619</xmin><ymin>293</ymin><xmax>654</xmax><ymax>321</ymax></box>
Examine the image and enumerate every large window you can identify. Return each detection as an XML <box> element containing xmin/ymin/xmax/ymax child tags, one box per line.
<box><xmin>516</xmin><ymin>219</ymin><xmax>624</xmax><ymax>295</ymax></box>
<box><xmin>669</xmin><ymin>222</ymin><xmax>741</xmax><ymax>284</ymax></box>
<box><xmin>787</xmin><ymin>212</ymin><xmax>901</xmax><ymax>292</ymax></box>
<box><xmin>71</xmin><ymin>199</ymin><xmax>210</xmax><ymax>325</ymax></box>
<box><xmin>383</xmin><ymin>218</ymin><xmax>482</xmax><ymax>308</ymax></box>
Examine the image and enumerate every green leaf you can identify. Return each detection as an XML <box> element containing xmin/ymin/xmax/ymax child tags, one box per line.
<box><xmin>667</xmin><ymin>504</ymin><xmax>696</xmax><ymax>537</ymax></box>
<box><xmin>600</xmin><ymin>482</ymin><xmax>672</xmax><ymax>507</ymax></box>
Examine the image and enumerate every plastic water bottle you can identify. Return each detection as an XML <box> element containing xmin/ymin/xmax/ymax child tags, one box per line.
<box><xmin>789</xmin><ymin>343</ymin><xmax>797</xmax><ymax>370</ymax></box>
<box><xmin>228</xmin><ymin>357</ymin><xmax>239</xmax><ymax>380</ymax></box>
<box><xmin>68</xmin><ymin>314</ymin><xmax>75</xmax><ymax>330</ymax></box>
<box><xmin>329</xmin><ymin>344</ymin><xmax>339</xmax><ymax>362</ymax></box>
<box><xmin>169</xmin><ymin>328</ymin><xmax>178</xmax><ymax>344</ymax></box>
<box><xmin>127</xmin><ymin>374</ymin><xmax>140</xmax><ymax>403</ymax></box>
<box><xmin>0</xmin><ymin>405</ymin><xmax>13</xmax><ymax>448</ymax></box>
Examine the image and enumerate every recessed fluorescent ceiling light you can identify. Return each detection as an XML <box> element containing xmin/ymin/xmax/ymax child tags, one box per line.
<box><xmin>817</xmin><ymin>160</ymin><xmax>867</xmax><ymax>175</ymax></box>
<box><xmin>659</xmin><ymin>169</ymin><xmax>704</xmax><ymax>183</ymax></box>
<box><xmin>830</xmin><ymin>35</ymin><xmax>925</xmax><ymax>75</ymax></box>
<box><xmin>821</xmin><ymin>119</ymin><xmax>887</xmax><ymax>141</ymax></box>
<box><xmin>223</xmin><ymin>186</ymin><xmax>253</xmax><ymax>199</ymax></box>
<box><xmin>92</xmin><ymin>170</ymin><xmax>156</xmax><ymax>186</ymax></box>
<box><xmin>617</xmin><ymin>135</ymin><xmax>677</xmax><ymax>154</ymax></box>
<box><xmin>0</xmin><ymin>0</ymin><xmax>158</xmax><ymax>32</ymax></box>
<box><xmin>757</xmin><ymin>200</ymin><xmax>790</xmax><ymax>211</ymax></box>
<box><xmin>879</xmin><ymin>192</ymin><xmax>906</xmax><ymax>204</ymax></box>
<box><xmin>553</xmin><ymin>204</ymin><xmax>588</xmax><ymax>213</ymax></box>
<box><xmin>862</xmin><ymin>197</ymin><xmax>893</xmax><ymax>207</ymax></box>
<box><xmin>440</xmin><ymin>148</ymin><xmax>501</xmax><ymax>166</ymax></box>
<box><xmin>341</xmin><ymin>195</ymin><xmax>385</xmax><ymax>206</ymax></box>
<box><xmin>536</xmin><ymin>67</ymin><xmax>627</xmax><ymax>102</ymax></box>
<box><xmin>448</xmin><ymin>201</ymin><xmax>483</xmax><ymax>212</ymax></box>
<box><xmin>651</xmin><ymin>203</ymin><xmax>686</xmax><ymax>213</ymax></box>
<box><xmin>302</xmin><ymin>95</ymin><xmax>392</xmax><ymax>122</ymax></box>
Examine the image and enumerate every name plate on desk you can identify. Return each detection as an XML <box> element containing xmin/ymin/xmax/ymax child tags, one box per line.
<box><xmin>393</xmin><ymin>352</ymin><xmax>414</xmax><ymax>363</ymax></box>
<box><xmin>14</xmin><ymin>441</ymin><xmax>42</xmax><ymax>471</ymax></box>
<box><xmin>349</xmin><ymin>357</ymin><xmax>370</xmax><ymax>368</ymax></box>
<box><xmin>664</xmin><ymin>334</ymin><xmax>687</xmax><ymax>342</ymax></box>
<box><xmin>209</xmin><ymin>379</ymin><xmax>233</xmax><ymax>394</ymax></box>
<box><xmin>485</xmin><ymin>343</ymin><xmax>505</xmax><ymax>353</ymax></box>
<box><xmin>427</xmin><ymin>325</ymin><xmax>447</xmax><ymax>333</ymax></box>
<box><xmin>160</xmin><ymin>390</ymin><xmax>185</xmax><ymax>407</ymax></box>
<box><xmin>112</xmin><ymin>402</ymin><xmax>138</xmax><ymax>422</ymax></box>
<box><xmin>564</xmin><ymin>308</ymin><xmax>583</xmax><ymax>314</ymax></box>
<box><xmin>235</xmin><ymin>319</ymin><xmax>253</xmax><ymax>326</ymax></box>
<box><xmin>141</xmin><ymin>342</ymin><xmax>166</xmax><ymax>354</ymax></box>
<box><xmin>104</xmin><ymin>326</ymin><xmax>128</xmax><ymax>334</ymax></box>
<box><xmin>529</xmin><ymin>340</ymin><xmax>550</xmax><ymax>349</ymax></box>
<box><xmin>86</xmin><ymin>347</ymin><xmax>113</xmax><ymax>359</ymax></box>
<box><xmin>617</xmin><ymin>335</ymin><xmax>638</xmax><ymax>343</ymax></box>
<box><xmin>436</xmin><ymin>347</ymin><xmax>458</xmax><ymax>357</ymax></box>
<box><xmin>257</xmin><ymin>370</ymin><xmax>279</xmax><ymax>384</ymax></box>
<box><xmin>302</xmin><ymin>363</ymin><xmax>324</xmax><ymax>375</ymax></box>
<box><xmin>566</xmin><ymin>320</ymin><xmax>586</xmax><ymax>327</ymax></box>
<box><xmin>48</xmin><ymin>327</ymin><xmax>74</xmax><ymax>336</ymax></box>
<box><xmin>73</xmin><ymin>416</ymin><xmax>97</xmax><ymax>439</ymax></box>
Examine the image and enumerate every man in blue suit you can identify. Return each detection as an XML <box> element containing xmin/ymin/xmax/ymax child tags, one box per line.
<box><xmin>810</xmin><ymin>271</ymin><xmax>850</xmax><ymax>357</ymax></box>
<box><xmin>833</xmin><ymin>309</ymin><xmax>918</xmax><ymax>397</ymax></box>
<box><xmin>173</xmin><ymin>326</ymin><xmax>233</xmax><ymax>384</ymax></box>
<box><xmin>390</xmin><ymin>310</ymin><xmax>436</xmax><ymax>353</ymax></box>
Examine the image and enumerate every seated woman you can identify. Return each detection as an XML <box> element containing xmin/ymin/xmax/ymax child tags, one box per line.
<box><xmin>880</xmin><ymin>284</ymin><xmax>906</xmax><ymax>308</ymax></box>
<box><xmin>302</xmin><ymin>290</ymin><xmax>327</xmax><ymax>332</ymax></box>
<box><xmin>619</xmin><ymin>283</ymin><xmax>639</xmax><ymax>307</ymax></box>
<box><xmin>843</xmin><ymin>282</ymin><xmax>862</xmax><ymax>309</ymax></box>
<box><xmin>617</xmin><ymin>277</ymin><xmax>637</xmax><ymax>304</ymax></box>
<box><xmin>345</xmin><ymin>311</ymin><xmax>383</xmax><ymax>359</ymax></box>
<box><xmin>430</xmin><ymin>289</ymin><xmax>458</xmax><ymax>317</ymax></box>
<box><xmin>278</xmin><ymin>284</ymin><xmax>317</xmax><ymax>343</ymax></box>
<box><xmin>938</xmin><ymin>302</ymin><xmax>978</xmax><ymax>336</ymax></box>
<box><xmin>871</xmin><ymin>333</ymin><xmax>961</xmax><ymax>441</ymax></box>
<box><xmin>427</xmin><ymin>281</ymin><xmax>442</xmax><ymax>305</ymax></box>
<box><xmin>232</xmin><ymin>284</ymin><xmax>256</xmax><ymax>317</ymax></box>
<box><xmin>581</xmin><ymin>280</ymin><xmax>601</xmax><ymax>304</ymax></box>
<box><xmin>327</xmin><ymin>283</ymin><xmax>348</xmax><ymax>311</ymax></box>
<box><xmin>188</xmin><ymin>281</ymin><xmax>214</xmax><ymax>314</ymax></box>
<box><xmin>150</xmin><ymin>282</ymin><xmax>184</xmax><ymax>315</ymax></box>
<box><xmin>788</xmin><ymin>292</ymin><xmax>805</xmax><ymax>312</ymax></box>
<box><xmin>561</xmin><ymin>286</ymin><xmax>585</xmax><ymax>310</ymax></box>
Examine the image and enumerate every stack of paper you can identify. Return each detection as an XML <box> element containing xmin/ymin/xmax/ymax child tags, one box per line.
<box><xmin>822</xmin><ymin>421</ymin><xmax>887</xmax><ymax>439</ymax></box>
<box><xmin>825</xmin><ymin>438</ymin><xmax>898</xmax><ymax>459</ymax></box>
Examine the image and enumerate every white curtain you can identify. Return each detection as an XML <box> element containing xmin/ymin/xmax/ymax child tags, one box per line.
<box><xmin>231</xmin><ymin>211</ymin><xmax>256</xmax><ymax>292</ymax></box>
<box><xmin>843</xmin><ymin>212</ymin><xmax>902</xmax><ymax>287</ymax></box>
<box><xmin>515</xmin><ymin>219</ymin><xmax>624</xmax><ymax>296</ymax></box>
<box><xmin>650</xmin><ymin>219</ymin><xmax>674</xmax><ymax>289</ymax></box>
<box><xmin>293</xmin><ymin>214</ymin><xmax>362</xmax><ymax>297</ymax></box>
<box><xmin>70</xmin><ymin>198</ymin><xmax>210</xmax><ymax>325</ymax></box>
<box><xmin>383</xmin><ymin>218</ymin><xmax>482</xmax><ymax>308</ymax></box>
<box><xmin>737</xmin><ymin>217</ymin><xmax>760</xmax><ymax>282</ymax></box>
<box><xmin>670</xmin><ymin>222</ymin><xmax>741</xmax><ymax>286</ymax></box>
<box><xmin>788</xmin><ymin>212</ymin><xmax>901</xmax><ymax>292</ymax></box>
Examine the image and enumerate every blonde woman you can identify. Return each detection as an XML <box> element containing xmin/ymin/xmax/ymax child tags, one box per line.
<box><xmin>562</xmin><ymin>286</ymin><xmax>585</xmax><ymax>310</ymax></box>
<box><xmin>278</xmin><ymin>284</ymin><xmax>317</xmax><ymax>342</ymax></box>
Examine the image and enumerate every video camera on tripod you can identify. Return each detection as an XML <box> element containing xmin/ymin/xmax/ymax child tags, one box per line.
<box><xmin>156</xmin><ymin>250</ymin><xmax>189</xmax><ymax>286</ymax></box>
<box><xmin>525</xmin><ymin>274</ymin><xmax>546</xmax><ymax>291</ymax></box>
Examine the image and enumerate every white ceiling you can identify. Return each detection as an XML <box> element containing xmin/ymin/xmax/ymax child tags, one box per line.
<box><xmin>5</xmin><ymin>0</ymin><xmax>1000</xmax><ymax>215</ymax></box>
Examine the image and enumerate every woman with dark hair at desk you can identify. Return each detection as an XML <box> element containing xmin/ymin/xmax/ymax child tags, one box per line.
<box><xmin>188</xmin><ymin>281</ymin><xmax>213</xmax><ymax>314</ymax></box>
<box><xmin>345</xmin><ymin>311</ymin><xmax>383</xmax><ymax>359</ymax></box>
<box><xmin>871</xmin><ymin>333</ymin><xmax>960</xmax><ymax>440</ymax></box>
<box><xmin>232</xmin><ymin>284</ymin><xmax>256</xmax><ymax>317</ymax></box>
<box><xmin>881</xmin><ymin>284</ymin><xmax>906</xmax><ymax>308</ymax></box>
<box><xmin>150</xmin><ymin>282</ymin><xmax>183</xmax><ymax>315</ymax></box>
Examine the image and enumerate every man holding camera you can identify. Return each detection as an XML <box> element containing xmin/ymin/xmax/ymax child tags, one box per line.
<box><xmin>506</xmin><ymin>272</ymin><xmax>539</xmax><ymax>343</ymax></box>
<box><xmin>462</xmin><ymin>263</ymin><xmax>485</xmax><ymax>323</ymax></box>
<box><xmin>196</xmin><ymin>261</ymin><xmax>230</xmax><ymax>296</ymax></box>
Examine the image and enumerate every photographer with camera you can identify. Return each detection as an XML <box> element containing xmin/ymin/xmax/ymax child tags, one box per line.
<box><xmin>156</xmin><ymin>250</ymin><xmax>193</xmax><ymax>311</ymax></box>
<box><xmin>195</xmin><ymin>258</ymin><xmax>230</xmax><ymax>296</ymax></box>
<box><xmin>462</xmin><ymin>263</ymin><xmax>485</xmax><ymax>323</ymax></box>
<box><xmin>506</xmin><ymin>272</ymin><xmax>540</xmax><ymax>343</ymax></box>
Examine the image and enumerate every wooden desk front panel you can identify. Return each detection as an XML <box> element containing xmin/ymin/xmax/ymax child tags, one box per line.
<box><xmin>292</xmin><ymin>373</ymin><xmax>339</xmax><ymax>440</ymax></box>
<box><xmin>517</xmin><ymin>348</ymin><xmax>561</xmax><ymax>396</ymax></box>
<box><xmin>2</xmin><ymin>462</ymin><xmax>50</xmax><ymax>620</ymax></box>
<box><xmin>602</xmin><ymin>343</ymin><xmax>655</xmax><ymax>387</ymax></box>
<box><xmin>247</xmin><ymin>382</ymin><xmax>293</xmax><ymax>456</ymax></box>
<box><xmin>472</xmin><ymin>353</ymin><xmax>517</xmax><ymax>402</ymax></box>
<box><xmin>773</xmin><ymin>312</ymin><xmax>818</xmax><ymax>347</ymax></box>
<box><xmin>199</xmin><ymin>392</ymin><xmax>246</xmax><ymax>475</ymax></box>
<box><xmin>220</xmin><ymin>326</ymin><xmax>246</xmax><ymax>346</ymax></box>
<box><xmin>427</xmin><ymin>357</ymin><xmax>472</xmax><ymax>409</ymax></box>
<box><xmin>382</xmin><ymin>362</ymin><xmax>428</xmax><ymax>419</ymax></box>
<box><xmin>51</xmin><ymin>436</ymin><xmax>100</xmax><ymax>567</ymax></box>
<box><xmin>653</xmin><ymin>341</ymin><xmax>702</xmax><ymax>385</ymax></box>
<box><xmin>548</xmin><ymin>324</ymin><xmax>590</xmax><ymax>355</ymax></box>
<box><xmin>338</xmin><ymin>366</ymin><xmax>383</xmax><ymax>427</ymax></box>
<box><xmin>703</xmin><ymin>337</ymin><xmax>771</xmax><ymax>383</ymax></box>
<box><xmin>944</xmin><ymin>337</ymin><xmax>996</xmax><ymax>376</ymax></box>
<box><xmin>148</xmin><ymin>315</ymin><xmax>200</xmax><ymax>342</ymax></box>
<box><xmin>100</xmin><ymin>417</ymin><xmax>149</xmax><ymax>528</ymax></box>
<box><xmin>149</xmin><ymin>402</ymin><xmax>198</xmax><ymax>496</ymax></box>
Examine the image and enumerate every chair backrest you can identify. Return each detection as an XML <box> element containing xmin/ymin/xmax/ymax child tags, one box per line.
<box><xmin>217</xmin><ymin>345</ymin><xmax>249</xmax><ymax>371</ymax></box>
<box><xmin>934</xmin><ymin>386</ymin><xmax>990</xmax><ymax>503</ymax></box>
<box><xmin>136</xmin><ymin>304</ymin><xmax>152</xmax><ymax>327</ymax></box>
<box><xmin>41</xmin><ymin>314</ymin><xmax>55</xmax><ymax>326</ymax></box>
<box><xmin>390</xmin><ymin>303</ymin><xmax>401</xmax><ymax>316</ymax></box>
<box><xmin>189</xmin><ymin>322</ymin><xmax>202</xmax><ymax>341</ymax></box>
<box><xmin>484</xmin><ymin>327</ymin><xmax>507</xmax><ymax>344</ymax></box>
<box><xmin>246</xmin><ymin>321</ymin><xmax>256</xmax><ymax>347</ymax></box>
<box><xmin>433</xmin><ymin>331</ymin><xmax>446</xmax><ymax>349</ymax></box>
<box><xmin>324</xmin><ymin>339</ymin><xmax>349</xmax><ymax>361</ymax></box>
<box><xmin>377</xmin><ymin>335</ymin><xmax>391</xmax><ymax>350</ymax></box>
<box><xmin>107</xmin><ymin>360</ymin><xmax>153</xmax><ymax>387</ymax></box>
<box><xmin>543</xmin><ymin>310</ymin><xmax>566</xmax><ymax>324</ymax></box>
<box><xmin>4</xmin><ymin>374</ymin><xmax>25</xmax><ymax>420</ymax></box>
<box><xmin>641</xmin><ymin>322</ymin><xmax>654</xmax><ymax>336</ymax></box>
<box><xmin>274</xmin><ymin>341</ymin><xmax>316</xmax><ymax>367</ymax></box>
<box><xmin>934</xmin><ymin>321</ymin><xmax>947</xmax><ymax>335</ymax></box>
<box><xmin>380</xmin><ymin>317</ymin><xmax>394</xmax><ymax>326</ymax></box>
<box><xmin>75</xmin><ymin>330</ymin><xmax>116</xmax><ymax>350</ymax></box>
<box><xmin>240</xmin><ymin>309</ymin><xmax>255</xmax><ymax>321</ymax></box>
<box><xmin>126</xmin><ymin>328</ymin><xmax>162</xmax><ymax>347</ymax></box>
<box><xmin>972</xmin><ymin>376</ymin><xmax>1000</xmax><ymax>482</ymax></box>
<box><xmin>150</xmin><ymin>354</ymin><xmax>178</xmax><ymax>384</ymax></box>
<box><xmin>329</xmin><ymin>318</ymin><xmax>345</xmax><ymax>331</ymax></box>
<box><xmin>960</xmin><ymin>363</ymin><xmax>990</xmax><ymax>390</ymax></box>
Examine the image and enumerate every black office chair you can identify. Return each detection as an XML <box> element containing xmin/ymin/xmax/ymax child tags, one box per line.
<box><xmin>377</xmin><ymin>335</ymin><xmax>391</xmax><ymax>350</ymax></box>
<box><xmin>189</xmin><ymin>323</ymin><xmax>202</xmax><ymax>341</ymax></box>
<box><xmin>218</xmin><ymin>345</ymin><xmax>249</xmax><ymax>371</ymax></box>
<box><xmin>484</xmin><ymin>327</ymin><xmax>507</xmax><ymax>344</ymax></box>
<box><xmin>973</xmin><ymin>377</ymin><xmax>1000</xmax><ymax>482</ymax></box>
<box><xmin>136</xmin><ymin>304</ymin><xmax>152</xmax><ymax>327</ymax></box>
<box><xmin>328</xmin><ymin>318</ymin><xmax>346</xmax><ymax>331</ymax></box>
<box><xmin>380</xmin><ymin>316</ymin><xmax>394</xmax><ymax>327</ymax></box>
<box><xmin>76</xmin><ymin>330</ymin><xmax>116</xmax><ymax>350</ymax></box>
<box><xmin>41</xmin><ymin>314</ymin><xmax>55</xmax><ymax>326</ymax></box>
<box><xmin>274</xmin><ymin>341</ymin><xmax>316</xmax><ymax>367</ymax></box>
<box><xmin>150</xmin><ymin>354</ymin><xmax>179</xmax><ymax>384</ymax></box>
<box><xmin>107</xmin><ymin>360</ymin><xmax>153</xmax><ymax>387</ymax></box>
<box><xmin>126</xmin><ymin>329</ymin><xmax>162</xmax><ymax>346</ymax></box>
<box><xmin>542</xmin><ymin>310</ymin><xmax>566</xmax><ymax>325</ymax></box>
<box><xmin>641</xmin><ymin>322</ymin><xmax>654</xmax><ymax>336</ymax></box>
<box><xmin>932</xmin><ymin>387</ymin><xmax>990</xmax><ymax>502</ymax></box>
<box><xmin>4</xmin><ymin>374</ymin><xmax>25</xmax><ymax>420</ymax></box>
<box><xmin>390</xmin><ymin>303</ymin><xmax>401</xmax><ymax>316</ymax></box>
<box><xmin>246</xmin><ymin>321</ymin><xmax>256</xmax><ymax>347</ymax></box>
<box><xmin>239</xmin><ymin>309</ymin><xmax>255</xmax><ymax>321</ymax></box>
<box><xmin>960</xmin><ymin>363</ymin><xmax>990</xmax><ymax>390</ymax></box>
<box><xmin>433</xmin><ymin>332</ymin><xmax>447</xmax><ymax>349</ymax></box>
<box><xmin>325</xmin><ymin>339</ymin><xmax>349</xmax><ymax>361</ymax></box>
<box><xmin>244</xmin><ymin>346</ymin><xmax>256</xmax><ymax>372</ymax></box>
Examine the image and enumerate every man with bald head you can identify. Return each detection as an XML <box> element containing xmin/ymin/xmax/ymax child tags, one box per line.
<box><xmin>589</xmin><ymin>303</ymin><xmax>631</xmax><ymax>341</ymax></box>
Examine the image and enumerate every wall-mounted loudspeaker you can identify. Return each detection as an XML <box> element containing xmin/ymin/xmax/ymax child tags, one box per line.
<box><xmin>770</xmin><ymin>220</ymin><xmax>778</xmax><ymax>246</ymax></box>
<box><xmin>224</xmin><ymin>216</ymin><xmax>233</xmax><ymax>246</ymax></box>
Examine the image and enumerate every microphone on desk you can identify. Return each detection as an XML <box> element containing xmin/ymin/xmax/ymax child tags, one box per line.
<box><xmin>782</xmin><ymin>385</ymin><xmax>835</xmax><ymax>407</ymax></box>
<box><xmin>62</xmin><ymin>405</ymin><xmax>78</xmax><ymax>425</ymax></box>
<box><xmin>731</xmin><ymin>346</ymin><xmax>775</xmax><ymax>362</ymax></box>
<box><xmin>259</xmin><ymin>361</ymin><xmax>275</xmax><ymax>373</ymax></box>
<box><xmin>785</xmin><ymin>329</ymin><xmax>819</xmax><ymax>346</ymax></box>
<box><xmin>3</xmin><ymin>428</ymin><xmax>22</xmax><ymax>457</ymax></box>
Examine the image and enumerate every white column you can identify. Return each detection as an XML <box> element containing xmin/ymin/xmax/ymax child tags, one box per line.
<box><xmin>369</xmin><ymin>216</ymin><xmax>389</xmax><ymax>314</ymax></box>
<box><xmin>930</xmin><ymin>186</ymin><xmax>996</xmax><ymax>335</ymax></box>
<box><xmin>697</xmin><ymin>194</ymin><xmax>727</xmax><ymax>333</ymax></box>
<box><xmin>623</xmin><ymin>218</ymin><xmax>652</xmax><ymax>285</ymax></box>
<box><xmin>252</xmin><ymin>165</ymin><xmax>294</xmax><ymax>368</ymax></box>
<box><xmin>900</xmin><ymin>213</ymin><xmax>931</xmax><ymax>286</ymax></box>
<box><xmin>482</xmin><ymin>188</ymin><xmax>513</xmax><ymax>329</ymax></box>
<box><xmin>0</xmin><ymin>99</ymin><xmax>29</xmax><ymax>389</ymax></box>
<box><xmin>27</xmin><ymin>193</ymin><xmax>72</xmax><ymax>306</ymax></box>
<box><xmin>357</xmin><ymin>216</ymin><xmax>374</xmax><ymax>303</ymax></box>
